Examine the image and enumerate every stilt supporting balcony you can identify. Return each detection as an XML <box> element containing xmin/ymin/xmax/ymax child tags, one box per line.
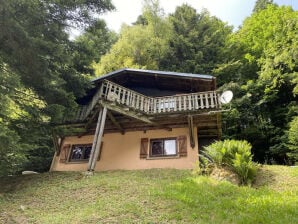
<box><xmin>87</xmin><ymin>106</ymin><xmax>107</xmax><ymax>171</ymax></box>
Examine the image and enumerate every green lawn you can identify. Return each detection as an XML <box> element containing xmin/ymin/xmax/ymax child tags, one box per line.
<box><xmin>0</xmin><ymin>166</ymin><xmax>297</xmax><ymax>223</ymax></box>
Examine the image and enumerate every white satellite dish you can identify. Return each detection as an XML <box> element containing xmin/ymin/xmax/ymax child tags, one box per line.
<box><xmin>219</xmin><ymin>90</ymin><xmax>233</xmax><ymax>104</ymax></box>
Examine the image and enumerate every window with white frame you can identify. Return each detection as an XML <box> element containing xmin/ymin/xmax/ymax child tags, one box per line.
<box><xmin>150</xmin><ymin>138</ymin><xmax>177</xmax><ymax>157</ymax></box>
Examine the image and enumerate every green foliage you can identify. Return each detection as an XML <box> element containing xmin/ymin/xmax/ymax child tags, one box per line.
<box><xmin>216</xmin><ymin>5</ymin><xmax>298</xmax><ymax>164</ymax></box>
<box><xmin>160</xmin><ymin>4</ymin><xmax>232</xmax><ymax>74</ymax></box>
<box><xmin>0</xmin><ymin>0</ymin><xmax>114</xmax><ymax>175</ymax></box>
<box><xmin>253</xmin><ymin>0</ymin><xmax>274</xmax><ymax>13</ymax></box>
<box><xmin>94</xmin><ymin>0</ymin><xmax>172</xmax><ymax>75</ymax></box>
<box><xmin>287</xmin><ymin>116</ymin><xmax>298</xmax><ymax>163</ymax></box>
<box><xmin>204</xmin><ymin>140</ymin><xmax>257</xmax><ymax>185</ymax></box>
<box><xmin>73</xmin><ymin>19</ymin><xmax>117</xmax><ymax>77</ymax></box>
<box><xmin>0</xmin><ymin>125</ymin><xmax>28</xmax><ymax>176</ymax></box>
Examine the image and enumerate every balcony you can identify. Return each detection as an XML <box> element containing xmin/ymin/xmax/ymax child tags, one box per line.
<box><xmin>71</xmin><ymin>80</ymin><xmax>221</xmax><ymax>123</ymax></box>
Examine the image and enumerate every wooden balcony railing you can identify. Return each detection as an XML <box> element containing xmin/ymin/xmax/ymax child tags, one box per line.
<box><xmin>71</xmin><ymin>80</ymin><xmax>221</xmax><ymax>122</ymax></box>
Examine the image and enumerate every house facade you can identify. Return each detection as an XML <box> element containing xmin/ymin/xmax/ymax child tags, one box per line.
<box><xmin>50</xmin><ymin>68</ymin><xmax>222</xmax><ymax>172</ymax></box>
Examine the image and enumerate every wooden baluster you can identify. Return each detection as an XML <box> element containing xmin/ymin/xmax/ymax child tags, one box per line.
<box><xmin>205</xmin><ymin>93</ymin><xmax>209</xmax><ymax>108</ymax></box>
<box><xmin>170</xmin><ymin>97</ymin><xmax>174</xmax><ymax>111</ymax></box>
<box><xmin>178</xmin><ymin>96</ymin><xmax>181</xmax><ymax>111</ymax></box>
<box><xmin>143</xmin><ymin>97</ymin><xmax>147</xmax><ymax>113</ymax></box>
<box><xmin>103</xmin><ymin>82</ymin><xmax>107</xmax><ymax>99</ymax></box>
<box><xmin>107</xmin><ymin>82</ymin><xmax>111</xmax><ymax>99</ymax></box>
<box><xmin>218</xmin><ymin>93</ymin><xmax>222</xmax><ymax>109</ymax></box>
<box><xmin>188</xmin><ymin>95</ymin><xmax>192</xmax><ymax>110</ymax></box>
<box><xmin>137</xmin><ymin>94</ymin><xmax>139</xmax><ymax>109</ymax></box>
<box><xmin>214</xmin><ymin>91</ymin><xmax>218</xmax><ymax>108</ymax></box>
<box><xmin>173</xmin><ymin>96</ymin><xmax>177</xmax><ymax>111</ymax></box>
<box><xmin>210</xmin><ymin>92</ymin><xmax>215</xmax><ymax>108</ymax></box>
<box><xmin>135</xmin><ymin>94</ymin><xmax>138</xmax><ymax>109</ymax></box>
<box><xmin>148</xmin><ymin>98</ymin><xmax>152</xmax><ymax>113</ymax></box>
<box><xmin>121</xmin><ymin>89</ymin><xmax>125</xmax><ymax>104</ymax></box>
<box><xmin>158</xmin><ymin>99</ymin><xmax>161</xmax><ymax>113</ymax></box>
<box><xmin>126</xmin><ymin>91</ymin><xmax>130</xmax><ymax>106</ymax></box>
<box><xmin>116</xmin><ymin>86</ymin><xmax>120</xmax><ymax>103</ymax></box>
<box><xmin>199</xmin><ymin>93</ymin><xmax>203</xmax><ymax>109</ymax></box>
<box><xmin>134</xmin><ymin>93</ymin><xmax>137</xmax><ymax>108</ymax></box>
<box><xmin>182</xmin><ymin>96</ymin><xmax>186</xmax><ymax>110</ymax></box>
<box><xmin>141</xmin><ymin>96</ymin><xmax>144</xmax><ymax>111</ymax></box>
<box><xmin>195</xmin><ymin>94</ymin><xmax>199</xmax><ymax>109</ymax></box>
<box><xmin>131</xmin><ymin>92</ymin><xmax>134</xmax><ymax>108</ymax></box>
<box><xmin>144</xmin><ymin>98</ymin><xmax>148</xmax><ymax>113</ymax></box>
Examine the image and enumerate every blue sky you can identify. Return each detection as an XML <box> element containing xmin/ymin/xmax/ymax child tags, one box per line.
<box><xmin>100</xmin><ymin>0</ymin><xmax>298</xmax><ymax>32</ymax></box>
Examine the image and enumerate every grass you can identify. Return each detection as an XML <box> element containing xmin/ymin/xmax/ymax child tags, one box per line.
<box><xmin>0</xmin><ymin>165</ymin><xmax>297</xmax><ymax>223</ymax></box>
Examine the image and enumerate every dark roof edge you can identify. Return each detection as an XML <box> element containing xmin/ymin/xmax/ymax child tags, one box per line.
<box><xmin>92</xmin><ymin>68</ymin><xmax>215</xmax><ymax>83</ymax></box>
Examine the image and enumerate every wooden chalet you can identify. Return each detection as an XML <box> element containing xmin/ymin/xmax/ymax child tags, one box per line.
<box><xmin>50</xmin><ymin>68</ymin><xmax>222</xmax><ymax>171</ymax></box>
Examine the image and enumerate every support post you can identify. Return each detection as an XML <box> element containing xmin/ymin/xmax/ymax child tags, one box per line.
<box><xmin>188</xmin><ymin>115</ymin><xmax>195</xmax><ymax>148</ymax></box>
<box><xmin>87</xmin><ymin>106</ymin><xmax>107</xmax><ymax>171</ymax></box>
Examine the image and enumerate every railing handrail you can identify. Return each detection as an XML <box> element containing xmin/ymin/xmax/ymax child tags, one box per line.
<box><xmin>154</xmin><ymin>90</ymin><xmax>217</xmax><ymax>99</ymax></box>
<box><xmin>103</xmin><ymin>80</ymin><xmax>151</xmax><ymax>100</ymax></box>
<box><xmin>70</xmin><ymin>80</ymin><xmax>220</xmax><ymax>122</ymax></box>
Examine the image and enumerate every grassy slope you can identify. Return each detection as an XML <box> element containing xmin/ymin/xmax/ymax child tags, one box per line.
<box><xmin>0</xmin><ymin>166</ymin><xmax>297</xmax><ymax>224</ymax></box>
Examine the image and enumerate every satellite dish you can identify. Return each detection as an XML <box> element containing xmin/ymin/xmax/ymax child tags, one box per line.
<box><xmin>219</xmin><ymin>90</ymin><xmax>233</xmax><ymax>104</ymax></box>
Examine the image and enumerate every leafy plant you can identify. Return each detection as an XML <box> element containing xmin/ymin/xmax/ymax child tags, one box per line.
<box><xmin>203</xmin><ymin>139</ymin><xmax>257</xmax><ymax>185</ymax></box>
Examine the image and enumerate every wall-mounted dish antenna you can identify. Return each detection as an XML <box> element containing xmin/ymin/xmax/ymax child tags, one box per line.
<box><xmin>219</xmin><ymin>90</ymin><xmax>233</xmax><ymax>104</ymax></box>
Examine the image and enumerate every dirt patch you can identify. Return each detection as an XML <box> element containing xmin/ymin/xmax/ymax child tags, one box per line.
<box><xmin>0</xmin><ymin>212</ymin><xmax>28</xmax><ymax>224</ymax></box>
<box><xmin>253</xmin><ymin>165</ymin><xmax>298</xmax><ymax>191</ymax></box>
<box><xmin>210</xmin><ymin>166</ymin><xmax>240</xmax><ymax>185</ymax></box>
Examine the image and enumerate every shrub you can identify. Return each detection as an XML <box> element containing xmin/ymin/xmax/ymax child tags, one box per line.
<box><xmin>203</xmin><ymin>139</ymin><xmax>257</xmax><ymax>185</ymax></box>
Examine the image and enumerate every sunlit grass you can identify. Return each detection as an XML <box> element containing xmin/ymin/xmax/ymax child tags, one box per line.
<box><xmin>0</xmin><ymin>166</ymin><xmax>297</xmax><ymax>223</ymax></box>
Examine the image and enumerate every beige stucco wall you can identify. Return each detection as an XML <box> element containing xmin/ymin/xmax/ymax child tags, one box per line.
<box><xmin>50</xmin><ymin>127</ymin><xmax>198</xmax><ymax>172</ymax></box>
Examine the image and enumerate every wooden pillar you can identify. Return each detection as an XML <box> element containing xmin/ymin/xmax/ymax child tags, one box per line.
<box><xmin>87</xmin><ymin>106</ymin><xmax>107</xmax><ymax>171</ymax></box>
<box><xmin>188</xmin><ymin>115</ymin><xmax>195</xmax><ymax>148</ymax></box>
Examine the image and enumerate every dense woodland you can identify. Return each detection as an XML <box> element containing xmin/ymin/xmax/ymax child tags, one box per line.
<box><xmin>0</xmin><ymin>0</ymin><xmax>297</xmax><ymax>176</ymax></box>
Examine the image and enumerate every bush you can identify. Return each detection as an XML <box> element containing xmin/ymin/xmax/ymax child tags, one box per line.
<box><xmin>203</xmin><ymin>139</ymin><xmax>257</xmax><ymax>185</ymax></box>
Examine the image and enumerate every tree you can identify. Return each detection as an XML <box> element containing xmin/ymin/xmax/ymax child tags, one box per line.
<box><xmin>0</xmin><ymin>0</ymin><xmax>114</xmax><ymax>175</ymax></box>
<box><xmin>160</xmin><ymin>4</ymin><xmax>232</xmax><ymax>74</ymax></box>
<box><xmin>217</xmin><ymin>5</ymin><xmax>298</xmax><ymax>164</ymax></box>
<box><xmin>73</xmin><ymin>19</ymin><xmax>117</xmax><ymax>77</ymax></box>
<box><xmin>287</xmin><ymin>116</ymin><xmax>298</xmax><ymax>163</ymax></box>
<box><xmin>253</xmin><ymin>0</ymin><xmax>274</xmax><ymax>13</ymax></box>
<box><xmin>94</xmin><ymin>0</ymin><xmax>172</xmax><ymax>75</ymax></box>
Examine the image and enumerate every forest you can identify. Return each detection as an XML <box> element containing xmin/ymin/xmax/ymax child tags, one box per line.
<box><xmin>0</xmin><ymin>0</ymin><xmax>297</xmax><ymax>176</ymax></box>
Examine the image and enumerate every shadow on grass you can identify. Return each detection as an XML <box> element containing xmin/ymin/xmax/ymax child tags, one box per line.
<box><xmin>0</xmin><ymin>172</ymin><xmax>82</xmax><ymax>194</ymax></box>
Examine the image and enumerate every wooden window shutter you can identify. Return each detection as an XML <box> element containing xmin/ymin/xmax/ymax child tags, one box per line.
<box><xmin>59</xmin><ymin>144</ymin><xmax>71</xmax><ymax>163</ymax></box>
<box><xmin>140</xmin><ymin>138</ymin><xmax>149</xmax><ymax>159</ymax></box>
<box><xmin>177</xmin><ymin>136</ymin><xmax>187</xmax><ymax>157</ymax></box>
<box><xmin>97</xmin><ymin>142</ymin><xmax>104</xmax><ymax>161</ymax></box>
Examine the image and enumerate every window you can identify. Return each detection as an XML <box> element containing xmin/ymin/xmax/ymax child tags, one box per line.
<box><xmin>150</xmin><ymin>138</ymin><xmax>177</xmax><ymax>157</ymax></box>
<box><xmin>69</xmin><ymin>144</ymin><xmax>92</xmax><ymax>162</ymax></box>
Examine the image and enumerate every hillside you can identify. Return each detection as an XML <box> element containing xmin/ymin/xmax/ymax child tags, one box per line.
<box><xmin>0</xmin><ymin>166</ymin><xmax>297</xmax><ymax>223</ymax></box>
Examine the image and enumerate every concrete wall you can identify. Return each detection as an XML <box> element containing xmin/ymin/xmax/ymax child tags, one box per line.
<box><xmin>50</xmin><ymin>127</ymin><xmax>198</xmax><ymax>172</ymax></box>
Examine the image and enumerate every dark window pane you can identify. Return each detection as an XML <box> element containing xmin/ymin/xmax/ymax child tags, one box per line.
<box><xmin>84</xmin><ymin>146</ymin><xmax>92</xmax><ymax>159</ymax></box>
<box><xmin>151</xmin><ymin>141</ymin><xmax>163</xmax><ymax>156</ymax></box>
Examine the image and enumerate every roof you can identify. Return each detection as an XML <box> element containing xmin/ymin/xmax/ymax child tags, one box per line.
<box><xmin>92</xmin><ymin>68</ymin><xmax>214</xmax><ymax>83</ymax></box>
